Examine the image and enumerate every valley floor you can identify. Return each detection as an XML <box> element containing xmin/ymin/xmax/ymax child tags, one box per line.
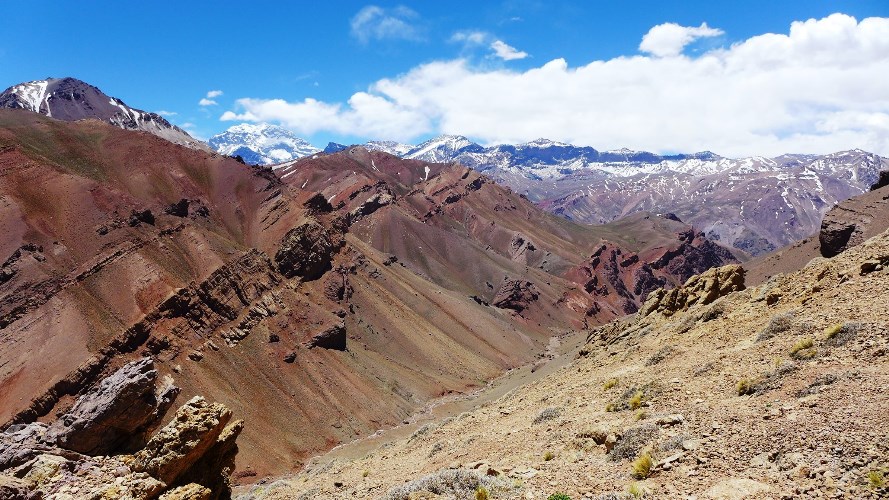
<box><xmin>238</xmin><ymin>230</ymin><xmax>889</xmax><ymax>499</ymax></box>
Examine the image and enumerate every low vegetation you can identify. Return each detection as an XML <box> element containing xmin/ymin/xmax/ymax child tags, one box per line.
<box><xmin>533</xmin><ymin>407</ymin><xmax>562</xmax><ymax>425</ymax></box>
<box><xmin>603</xmin><ymin>378</ymin><xmax>619</xmax><ymax>390</ymax></box>
<box><xmin>789</xmin><ymin>337</ymin><xmax>817</xmax><ymax>359</ymax></box>
<box><xmin>382</xmin><ymin>469</ymin><xmax>501</xmax><ymax>500</ymax></box>
<box><xmin>756</xmin><ymin>311</ymin><xmax>795</xmax><ymax>341</ymax></box>
<box><xmin>631</xmin><ymin>452</ymin><xmax>654</xmax><ymax>479</ymax></box>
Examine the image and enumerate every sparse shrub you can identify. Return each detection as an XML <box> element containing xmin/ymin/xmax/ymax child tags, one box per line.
<box><xmin>790</xmin><ymin>337</ymin><xmax>816</xmax><ymax>359</ymax></box>
<box><xmin>634</xmin><ymin>410</ymin><xmax>647</xmax><ymax>421</ymax></box>
<box><xmin>608</xmin><ymin>384</ymin><xmax>660</xmax><ymax>413</ymax></box>
<box><xmin>428</xmin><ymin>441</ymin><xmax>444</xmax><ymax>458</ymax></box>
<box><xmin>756</xmin><ymin>311</ymin><xmax>795</xmax><ymax>341</ymax></box>
<box><xmin>382</xmin><ymin>469</ymin><xmax>499</xmax><ymax>500</ymax></box>
<box><xmin>547</xmin><ymin>494</ymin><xmax>571</xmax><ymax>500</ymax></box>
<box><xmin>631</xmin><ymin>452</ymin><xmax>653</xmax><ymax>479</ymax></box>
<box><xmin>534</xmin><ymin>407</ymin><xmax>561</xmax><ymax>425</ymax></box>
<box><xmin>610</xmin><ymin>424</ymin><xmax>659</xmax><ymax>461</ymax></box>
<box><xmin>628</xmin><ymin>391</ymin><xmax>644</xmax><ymax>410</ymax></box>
<box><xmin>824</xmin><ymin>322</ymin><xmax>861</xmax><ymax>346</ymax></box>
<box><xmin>476</xmin><ymin>486</ymin><xmax>490</xmax><ymax>500</ymax></box>
<box><xmin>868</xmin><ymin>470</ymin><xmax>886</xmax><ymax>489</ymax></box>
<box><xmin>823</xmin><ymin>323</ymin><xmax>843</xmax><ymax>339</ymax></box>
<box><xmin>796</xmin><ymin>373</ymin><xmax>839</xmax><ymax>397</ymax></box>
<box><xmin>645</xmin><ymin>346</ymin><xmax>674</xmax><ymax>366</ymax></box>
<box><xmin>603</xmin><ymin>378</ymin><xmax>619</xmax><ymax>390</ymax></box>
<box><xmin>409</xmin><ymin>423</ymin><xmax>437</xmax><ymax>441</ymax></box>
<box><xmin>737</xmin><ymin>378</ymin><xmax>755</xmax><ymax>396</ymax></box>
<box><xmin>627</xmin><ymin>482</ymin><xmax>644</xmax><ymax>498</ymax></box>
<box><xmin>543</xmin><ymin>450</ymin><xmax>555</xmax><ymax>461</ymax></box>
<box><xmin>693</xmin><ymin>361</ymin><xmax>718</xmax><ymax>377</ymax></box>
<box><xmin>362</xmin><ymin>469</ymin><xmax>369</xmax><ymax>478</ymax></box>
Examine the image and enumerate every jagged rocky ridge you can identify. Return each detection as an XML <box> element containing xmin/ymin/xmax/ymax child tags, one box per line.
<box><xmin>0</xmin><ymin>358</ymin><xmax>241</xmax><ymax>499</ymax></box>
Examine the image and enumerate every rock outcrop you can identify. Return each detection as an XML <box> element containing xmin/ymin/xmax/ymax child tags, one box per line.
<box><xmin>45</xmin><ymin>357</ymin><xmax>180</xmax><ymax>455</ymax></box>
<box><xmin>304</xmin><ymin>322</ymin><xmax>347</xmax><ymax>350</ymax></box>
<box><xmin>639</xmin><ymin>264</ymin><xmax>745</xmax><ymax>317</ymax></box>
<box><xmin>274</xmin><ymin>218</ymin><xmax>333</xmax><ymax>280</ymax></box>
<box><xmin>0</xmin><ymin>358</ymin><xmax>241</xmax><ymax>499</ymax></box>
<box><xmin>492</xmin><ymin>280</ymin><xmax>540</xmax><ymax>313</ymax></box>
<box><xmin>132</xmin><ymin>396</ymin><xmax>242</xmax><ymax>492</ymax></box>
<box><xmin>819</xmin><ymin>208</ymin><xmax>872</xmax><ymax>258</ymax></box>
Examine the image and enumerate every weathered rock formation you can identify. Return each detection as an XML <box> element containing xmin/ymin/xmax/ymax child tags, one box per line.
<box><xmin>0</xmin><ymin>358</ymin><xmax>241</xmax><ymax>499</ymax></box>
<box><xmin>492</xmin><ymin>279</ymin><xmax>540</xmax><ymax>313</ymax></box>
<box><xmin>44</xmin><ymin>357</ymin><xmax>179</xmax><ymax>455</ymax></box>
<box><xmin>274</xmin><ymin>219</ymin><xmax>333</xmax><ymax>280</ymax></box>
<box><xmin>639</xmin><ymin>264</ymin><xmax>745</xmax><ymax>317</ymax></box>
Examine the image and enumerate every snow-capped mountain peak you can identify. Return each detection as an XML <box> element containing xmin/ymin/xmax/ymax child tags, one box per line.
<box><xmin>0</xmin><ymin>77</ymin><xmax>208</xmax><ymax>151</ymax></box>
<box><xmin>208</xmin><ymin>123</ymin><xmax>320</xmax><ymax>165</ymax></box>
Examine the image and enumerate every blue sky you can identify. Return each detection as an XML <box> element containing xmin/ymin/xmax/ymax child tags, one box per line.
<box><xmin>1</xmin><ymin>1</ymin><xmax>888</xmax><ymax>155</ymax></box>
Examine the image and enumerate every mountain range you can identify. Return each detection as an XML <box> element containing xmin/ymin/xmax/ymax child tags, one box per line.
<box><xmin>241</xmin><ymin>133</ymin><xmax>889</xmax><ymax>256</ymax></box>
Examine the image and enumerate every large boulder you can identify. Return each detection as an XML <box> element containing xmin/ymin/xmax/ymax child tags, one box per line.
<box><xmin>639</xmin><ymin>264</ymin><xmax>745</xmax><ymax>317</ymax></box>
<box><xmin>132</xmin><ymin>396</ymin><xmax>242</xmax><ymax>492</ymax></box>
<box><xmin>274</xmin><ymin>218</ymin><xmax>333</xmax><ymax>280</ymax></box>
<box><xmin>44</xmin><ymin>357</ymin><xmax>180</xmax><ymax>455</ymax></box>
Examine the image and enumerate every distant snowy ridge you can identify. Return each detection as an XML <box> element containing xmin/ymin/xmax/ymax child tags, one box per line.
<box><xmin>209</xmin><ymin>123</ymin><xmax>320</xmax><ymax>165</ymax></box>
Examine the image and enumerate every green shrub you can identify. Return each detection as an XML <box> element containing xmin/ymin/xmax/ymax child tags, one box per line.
<box><xmin>603</xmin><ymin>378</ymin><xmax>619</xmax><ymax>390</ymax></box>
<box><xmin>631</xmin><ymin>452</ymin><xmax>653</xmax><ymax>479</ymax></box>
<box><xmin>627</xmin><ymin>482</ymin><xmax>644</xmax><ymax>498</ymax></box>
<box><xmin>790</xmin><ymin>337</ymin><xmax>817</xmax><ymax>359</ymax></box>
<box><xmin>869</xmin><ymin>470</ymin><xmax>886</xmax><ymax>489</ymax></box>
<box><xmin>737</xmin><ymin>378</ymin><xmax>755</xmax><ymax>396</ymax></box>
<box><xmin>543</xmin><ymin>450</ymin><xmax>555</xmax><ymax>461</ymax></box>
<box><xmin>475</xmin><ymin>486</ymin><xmax>490</xmax><ymax>500</ymax></box>
<box><xmin>547</xmin><ymin>494</ymin><xmax>571</xmax><ymax>500</ymax></box>
<box><xmin>628</xmin><ymin>391</ymin><xmax>644</xmax><ymax>410</ymax></box>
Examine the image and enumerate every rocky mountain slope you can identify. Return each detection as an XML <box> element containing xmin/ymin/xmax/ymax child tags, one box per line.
<box><xmin>209</xmin><ymin>123</ymin><xmax>320</xmax><ymax>165</ymax></box>
<box><xmin>0</xmin><ymin>77</ymin><xmax>208</xmax><ymax>151</ymax></box>
<box><xmin>251</xmin><ymin>210</ymin><xmax>889</xmax><ymax>499</ymax></box>
<box><xmin>0</xmin><ymin>110</ymin><xmax>737</xmax><ymax>483</ymax></box>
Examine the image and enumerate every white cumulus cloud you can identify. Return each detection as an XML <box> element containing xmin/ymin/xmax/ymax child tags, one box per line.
<box><xmin>490</xmin><ymin>40</ymin><xmax>529</xmax><ymax>60</ymax></box>
<box><xmin>350</xmin><ymin>5</ymin><xmax>422</xmax><ymax>43</ymax></box>
<box><xmin>199</xmin><ymin>98</ymin><xmax>218</xmax><ymax>106</ymax></box>
<box><xmin>221</xmin><ymin>14</ymin><xmax>889</xmax><ymax>157</ymax></box>
<box><xmin>639</xmin><ymin>22</ymin><xmax>723</xmax><ymax>57</ymax></box>
<box><xmin>206</xmin><ymin>90</ymin><xmax>223</xmax><ymax>98</ymax></box>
